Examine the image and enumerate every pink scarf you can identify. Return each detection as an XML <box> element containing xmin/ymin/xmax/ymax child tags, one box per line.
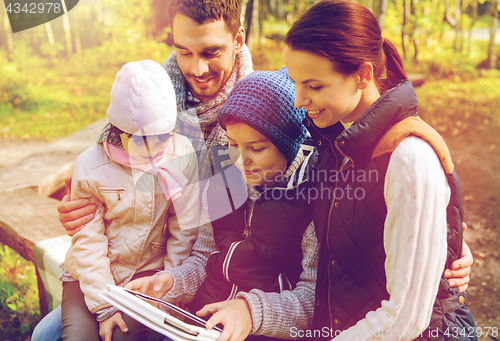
<box><xmin>103</xmin><ymin>142</ymin><xmax>188</xmax><ymax>201</ymax></box>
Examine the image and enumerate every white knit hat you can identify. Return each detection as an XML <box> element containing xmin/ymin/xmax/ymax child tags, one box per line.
<box><xmin>107</xmin><ymin>59</ymin><xmax>177</xmax><ymax>136</ymax></box>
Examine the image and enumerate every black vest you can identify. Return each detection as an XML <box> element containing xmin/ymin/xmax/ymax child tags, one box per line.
<box><xmin>308</xmin><ymin>81</ymin><xmax>476</xmax><ymax>340</ymax></box>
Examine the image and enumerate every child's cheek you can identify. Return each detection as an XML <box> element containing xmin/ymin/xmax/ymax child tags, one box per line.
<box><xmin>228</xmin><ymin>146</ymin><xmax>241</xmax><ymax>165</ymax></box>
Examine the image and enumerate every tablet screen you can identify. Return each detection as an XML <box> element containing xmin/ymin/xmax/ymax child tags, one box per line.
<box><xmin>123</xmin><ymin>288</ymin><xmax>223</xmax><ymax>333</ymax></box>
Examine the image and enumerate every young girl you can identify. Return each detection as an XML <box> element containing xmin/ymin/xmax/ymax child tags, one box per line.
<box><xmin>283</xmin><ymin>0</ymin><xmax>476</xmax><ymax>339</ymax></box>
<box><xmin>61</xmin><ymin>60</ymin><xmax>200</xmax><ymax>341</ymax></box>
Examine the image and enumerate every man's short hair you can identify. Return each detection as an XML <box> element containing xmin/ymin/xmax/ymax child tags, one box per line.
<box><xmin>167</xmin><ymin>0</ymin><xmax>242</xmax><ymax>37</ymax></box>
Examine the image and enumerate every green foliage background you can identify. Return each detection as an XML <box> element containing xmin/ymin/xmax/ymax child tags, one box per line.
<box><xmin>0</xmin><ymin>40</ymin><xmax>174</xmax><ymax>140</ymax></box>
<box><xmin>0</xmin><ymin>244</ymin><xmax>39</xmax><ymax>340</ymax></box>
<box><xmin>0</xmin><ymin>0</ymin><xmax>499</xmax><ymax>140</ymax></box>
<box><xmin>0</xmin><ymin>0</ymin><xmax>499</xmax><ymax>339</ymax></box>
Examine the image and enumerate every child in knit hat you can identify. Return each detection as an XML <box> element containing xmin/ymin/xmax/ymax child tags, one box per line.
<box><xmin>126</xmin><ymin>67</ymin><xmax>319</xmax><ymax>341</ymax></box>
<box><xmin>61</xmin><ymin>59</ymin><xmax>200</xmax><ymax>341</ymax></box>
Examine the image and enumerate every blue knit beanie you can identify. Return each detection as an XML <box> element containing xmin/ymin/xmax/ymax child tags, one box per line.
<box><xmin>217</xmin><ymin>67</ymin><xmax>307</xmax><ymax>165</ymax></box>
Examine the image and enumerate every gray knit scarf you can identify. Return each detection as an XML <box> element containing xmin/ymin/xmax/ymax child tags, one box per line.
<box><xmin>163</xmin><ymin>45</ymin><xmax>253</xmax><ymax>179</ymax></box>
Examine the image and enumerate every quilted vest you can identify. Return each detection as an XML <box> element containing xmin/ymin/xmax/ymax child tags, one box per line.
<box><xmin>188</xmin><ymin>147</ymin><xmax>315</xmax><ymax>314</ymax></box>
<box><xmin>310</xmin><ymin>115</ymin><xmax>476</xmax><ymax>340</ymax></box>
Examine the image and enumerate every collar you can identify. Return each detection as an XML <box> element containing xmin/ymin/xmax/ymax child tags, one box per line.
<box><xmin>97</xmin><ymin>123</ymin><xmax>126</xmax><ymax>149</ymax></box>
<box><xmin>253</xmin><ymin>147</ymin><xmax>313</xmax><ymax>195</ymax></box>
<box><xmin>103</xmin><ymin>142</ymin><xmax>188</xmax><ymax>201</ymax></box>
<box><xmin>185</xmin><ymin>89</ymin><xmax>201</xmax><ymax>106</ymax></box>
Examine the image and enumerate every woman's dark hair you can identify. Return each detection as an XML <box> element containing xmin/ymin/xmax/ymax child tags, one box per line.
<box><xmin>284</xmin><ymin>0</ymin><xmax>407</xmax><ymax>93</ymax></box>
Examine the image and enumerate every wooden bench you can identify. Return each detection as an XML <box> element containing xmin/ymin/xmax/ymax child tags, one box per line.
<box><xmin>0</xmin><ymin>117</ymin><xmax>108</xmax><ymax>316</ymax></box>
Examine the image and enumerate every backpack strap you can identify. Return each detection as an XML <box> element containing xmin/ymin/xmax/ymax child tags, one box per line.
<box><xmin>372</xmin><ymin>116</ymin><xmax>454</xmax><ymax>174</ymax></box>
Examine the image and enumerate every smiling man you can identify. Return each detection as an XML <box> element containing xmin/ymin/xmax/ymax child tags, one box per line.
<box><xmin>163</xmin><ymin>0</ymin><xmax>253</xmax><ymax>157</ymax></box>
<box><xmin>171</xmin><ymin>15</ymin><xmax>242</xmax><ymax>101</ymax></box>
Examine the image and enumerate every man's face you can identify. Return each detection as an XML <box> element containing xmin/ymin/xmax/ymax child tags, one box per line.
<box><xmin>172</xmin><ymin>14</ymin><xmax>244</xmax><ymax>102</ymax></box>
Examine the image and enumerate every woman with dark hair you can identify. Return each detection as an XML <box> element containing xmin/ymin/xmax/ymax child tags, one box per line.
<box><xmin>283</xmin><ymin>0</ymin><xmax>477</xmax><ymax>339</ymax></box>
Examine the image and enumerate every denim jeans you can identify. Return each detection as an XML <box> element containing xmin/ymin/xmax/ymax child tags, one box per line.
<box><xmin>31</xmin><ymin>305</ymin><xmax>63</xmax><ymax>341</ymax></box>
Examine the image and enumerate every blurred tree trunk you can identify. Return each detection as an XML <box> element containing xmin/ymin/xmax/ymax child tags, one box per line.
<box><xmin>277</xmin><ymin>0</ymin><xmax>284</xmax><ymax>19</ymax></box>
<box><xmin>486</xmin><ymin>0</ymin><xmax>499</xmax><ymax>69</ymax></box>
<box><xmin>443</xmin><ymin>0</ymin><xmax>462</xmax><ymax>52</ymax></box>
<box><xmin>402</xmin><ymin>0</ymin><xmax>418</xmax><ymax>62</ymax></box>
<box><xmin>242</xmin><ymin>0</ymin><xmax>250</xmax><ymax>28</ymax></box>
<box><xmin>246</xmin><ymin>0</ymin><xmax>261</xmax><ymax>49</ymax></box>
<box><xmin>244</xmin><ymin>0</ymin><xmax>253</xmax><ymax>44</ymax></box>
<box><xmin>360</xmin><ymin>0</ymin><xmax>373</xmax><ymax>13</ymax></box>
<box><xmin>373</xmin><ymin>0</ymin><xmax>388</xmax><ymax>26</ymax></box>
<box><xmin>410</xmin><ymin>0</ymin><xmax>418</xmax><ymax>62</ymax></box>
<box><xmin>443</xmin><ymin>0</ymin><xmax>457</xmax><ymax>26</ymax></box>
<box><xmin>402</xmin><ymin>0</ymin><xmax>408</xmax><ymax>59</ymax></box>
<box><xmin>62</xmin><ymin>0</ymin><xmax>73</xmax><ymax>57</ymax></box>
<box><xmin>1</xmin><ymin>0</ymin><xmax>13</xmax><ymax>55</ymax></box>
<box><xmin>454</xmin><ymin>0</ymin><xmax>463</xmax><ymax>52</ymax></box>
<box><xmin>286</xmin><ymin>0</ymin><xmax>293</xmax><ymax>25</ymax></box>
<box><xmin>259</xmin><ymin>0</ymin><xmax>265</xmax><ymax>44</ymax></box>
<box><xmin>251</xmin><ymin>0</ymin><xmax>260</xmax><ymax>46</ymax></box>
<box><xmin>466</xmin><ymin>0</ymin><xmax>478</xmax><ymax>59</ymax></box>
<box><xmin>44</xmin><ymin>23</ymin><xmax>56</xmax><ymax>58</ymax></box>
<box><xmin>269</xmin><ymin>0</ymin><xmax>277</xmax><ymax>17</ymax></box>
<box><xmin>73</xmin><ymin>12</ymin><xmax>82</xmax><ymax>55</ymax></box>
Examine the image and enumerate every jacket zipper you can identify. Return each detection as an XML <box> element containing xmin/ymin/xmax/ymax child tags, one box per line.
<box><xmin>325</xmin><ymin>144</ymin><xmax>353</xmax><ymax>328</ymax></box>
<box><xmin>149</xmin><ymin>242</ymin><xmax>165</xmax><ymax>254</ymax></box>
<box><xmin>278</xmin><ymin>273</ymin><xmax>292</xmax><ymax>292</ymax></box>
<box><xmin>223</xmin><ymin>176</ymin><xmax>310</xmax><ymax>284</ymax></box>
<box><xmin>222</xmin><ymin>241</ymin><xmax>244</xmax><ymax>282</ymax></box>
<box><xmin>99</xmin><ymin>188</ymin><xmax>125</xmax><ymax>201</ymax></box>
<box><xmin>310</xmin><ymin>123</ymin><xmax>353</xmax><ymax>328</ymax></box>
<box><xmin>242</xmin><ymin>202</ymin><xmax>254</xmax><ymax>238</ymax></box>
<box><xmin>334</xmin><ymin>141</ymin><xmax>354</xmax><ymax>170</ymax></box>
<box><xmin>223</xmin><ymin>195</ymin><xmax>256</xmax><ymax>282</ymax></box>
<box><xmin>227</xmin><ymin>284</ymin><xmax>239</xmax><ymax>300</ymax></box>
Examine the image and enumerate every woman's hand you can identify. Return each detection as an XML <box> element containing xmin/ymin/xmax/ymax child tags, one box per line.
<box><xmin>196</xmin><ymin>299</ymin><xmax>252</xmax><ymax>341</ymax></box>
<box><xmin>444</xmin><ymin>222</ymin><xmax>473</xmax><ymax>292</ymax></box>
<box><xmin>99</xmin><ymin>312</ymin><xmax>128</xmax><ymax>341</ymax></box>
<box><xmin>125</xmin><ymin>272</ymin><xmax>174</xmax><ymax>299</ymax></box>
<box><xmin>58</xmin><ymin>177</ymin><xmax>96</xmax><ymax>236</ymax></box>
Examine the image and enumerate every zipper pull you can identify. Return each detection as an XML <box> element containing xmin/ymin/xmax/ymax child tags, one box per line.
<box><xmin>243</xmin><ymin>226</ymin><xmax>249</xmax><ymax>239</ymax></box>
<box><xmin>242</xmin><ymin>210</ymin><xmax>249</xmax><ymax>238</ymax></box>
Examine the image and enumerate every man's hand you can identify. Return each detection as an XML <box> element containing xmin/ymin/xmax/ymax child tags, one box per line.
<box><xmin>57</xmin><ymin>176</ymin><xmax>96</xmax><ymax>236</ymax></box>
<box><xmin>99</xmin><ymin>312</ymin><xmax>128</xmax><ymax>341</ymax></box>
<box><xmin>445</xmin><ymin>222</ymin><xmax>473</xmax><ymax>292</ymax></box>
<box><xmin>125</xmin><ymin>273</ymin><xmax>174</xmax><ymax>299</ymax></box>
<box><xmin>196</xmin><ymin>299</ymin><xmax>252</xmax><ymax>341</ymax></box>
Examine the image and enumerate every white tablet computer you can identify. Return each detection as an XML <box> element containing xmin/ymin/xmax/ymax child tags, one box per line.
<box><xmin>99</xmin><ymin>285</ymin><xmax>222</xmax><ymax>341</ymax></box>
